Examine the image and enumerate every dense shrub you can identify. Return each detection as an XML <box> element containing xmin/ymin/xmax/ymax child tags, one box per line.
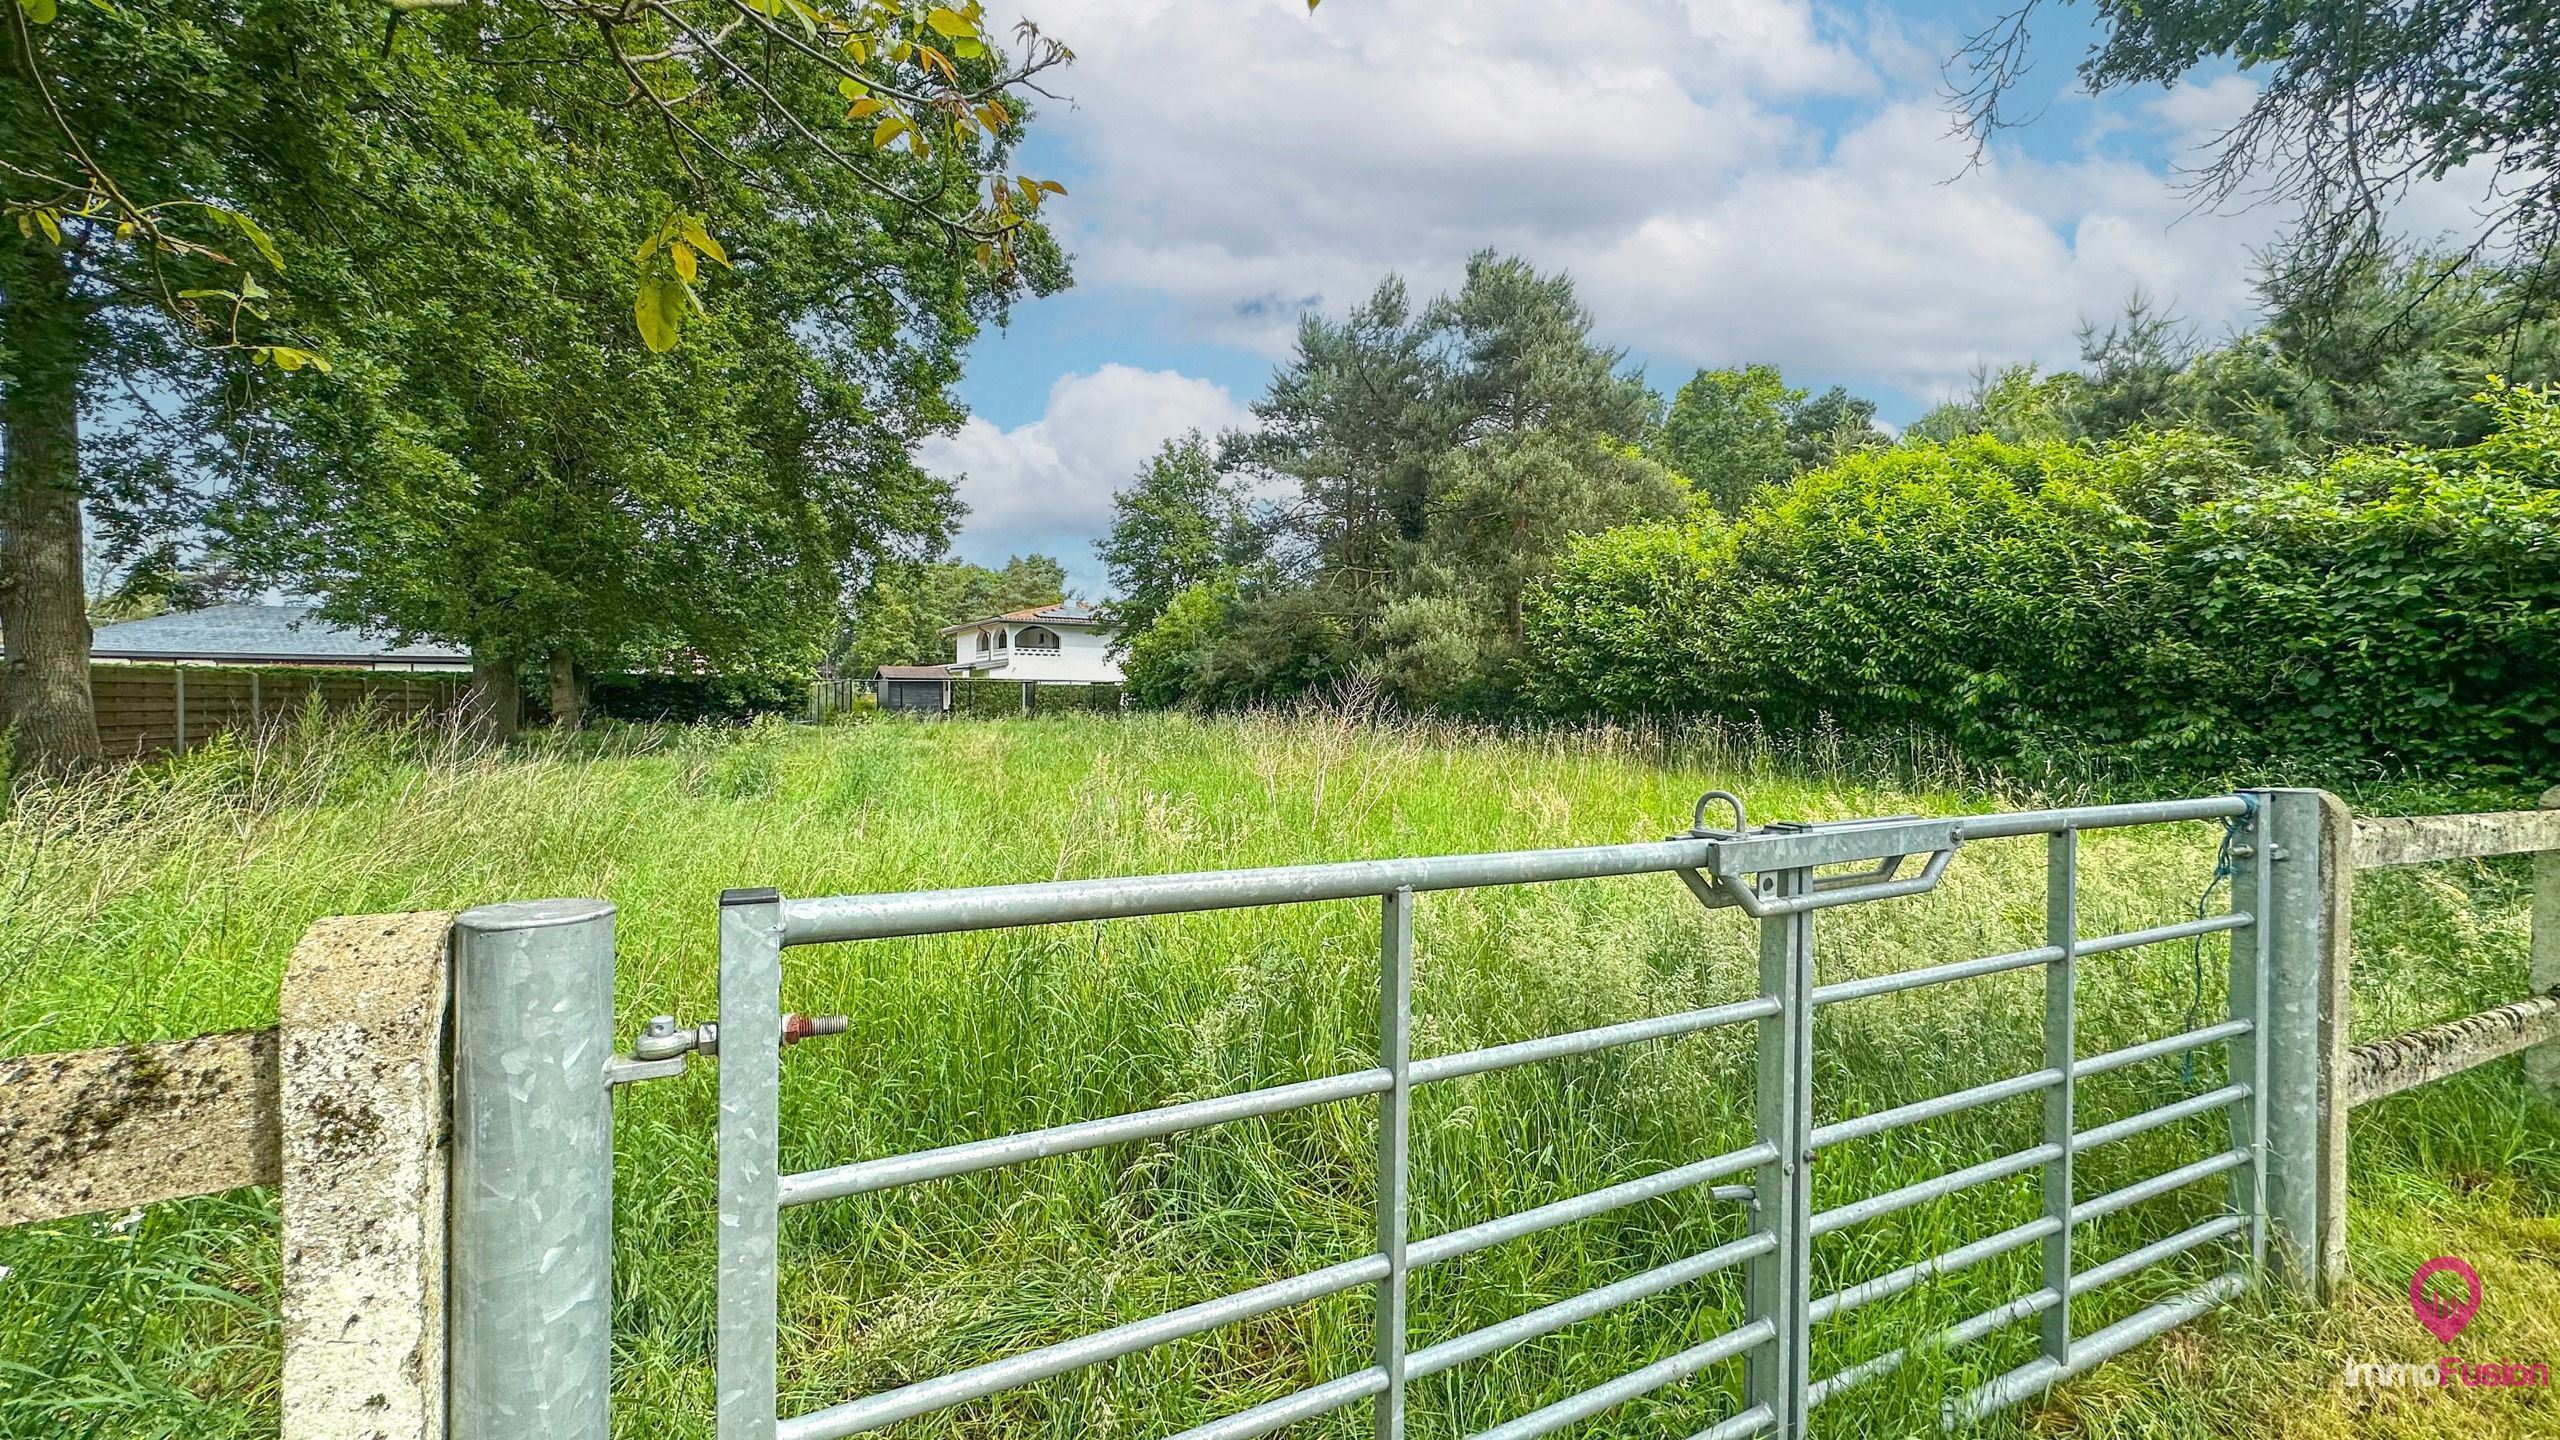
<box><xmin>1027</xmin><ymin>682</ymin><xmax>1125</xmax><ymax>715</ymax></box>
<box><xmin>587</xmin><ymin>672</ymin><xmax>804</xmax><ymax>724</ymax></box>
<box><xmin>2162</xmin><ymin>450</ymin><xmax>2560</xmax><ymax>781</ymax></box>
<box><xmin>951</xmin><ymin>679</ymin><xmax>1028</xmax><ymax>718</ymax></box>
<box><xmin>1525</xmin><ymin>387</ymin><xmax>2560</xmax><ymax>785</ymax></box>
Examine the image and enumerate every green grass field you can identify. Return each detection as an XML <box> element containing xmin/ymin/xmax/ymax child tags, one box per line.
<box><xmin>2</xmin><ymin>712</ymin><xmax>2554</xmax><ymax>1439</ymax></box>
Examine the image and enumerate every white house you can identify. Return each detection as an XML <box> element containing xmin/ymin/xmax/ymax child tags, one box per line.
<box><xmin>939</xmin><ymin>601</ymin><xmax>1123</xmax><ymax>684</ymax></box>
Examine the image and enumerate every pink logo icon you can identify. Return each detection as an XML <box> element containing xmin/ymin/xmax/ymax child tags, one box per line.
<box><xmin>2411</xmin><ymin>1257</ymin><xmax>2482</xmax><ymax>1346</ymax></box>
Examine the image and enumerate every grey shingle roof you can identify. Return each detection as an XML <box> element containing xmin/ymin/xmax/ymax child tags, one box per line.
<box><xmin>86</xmin><ymin>604</ymin><xmax>468</xmax><ymax>664</ymax></box>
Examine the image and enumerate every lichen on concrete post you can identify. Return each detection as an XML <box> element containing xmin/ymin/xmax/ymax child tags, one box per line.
<box><xmin>277</xmin><ymin>910</ymin><xmax>457</xmax><ymax>1440</ymax></box>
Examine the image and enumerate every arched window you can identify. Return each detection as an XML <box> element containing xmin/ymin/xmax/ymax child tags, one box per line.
<box><xmin>993</xmin><ymin>628</ymin><xmax>1009</xmax><ymax>649</ymax></box>
<box><xmin>976</xmin><ymin>631</ymin><xmax>990</xmax><ymax>654</ymax></box>
<box><xmin>1017</xmin><ymin>626</ymin><xmax>1060</xmax><ymax>650</ymax></box>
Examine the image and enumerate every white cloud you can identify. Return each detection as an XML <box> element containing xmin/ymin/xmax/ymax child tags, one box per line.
<box><xmin>1003</xmin><ymin>0</ymin><xmax>2291</xmax><ymax>401</ymax></box>
<box><xmin>922</xmin><ymin>364</ymin><xmax>1251</xmax><ymax>593</ymax></box>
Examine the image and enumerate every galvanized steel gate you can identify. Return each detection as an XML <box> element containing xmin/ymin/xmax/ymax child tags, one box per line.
<box><xmin>706</xmin><ymin>791</ymin><xmax>2331</xmax><ymax>1440</ymax></box>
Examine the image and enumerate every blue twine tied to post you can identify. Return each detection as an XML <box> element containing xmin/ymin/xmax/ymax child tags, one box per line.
<box><xmin>2180</xmin><ymin>794</ymin><xmax>2256</xmax><ymax>1089</ymax></box>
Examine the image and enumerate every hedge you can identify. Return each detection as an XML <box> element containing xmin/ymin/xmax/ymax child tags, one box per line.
<box><xmin>1523</xmin><ymin>387</ymin><xmax>2560</xmax><ymax>785</ymax></box>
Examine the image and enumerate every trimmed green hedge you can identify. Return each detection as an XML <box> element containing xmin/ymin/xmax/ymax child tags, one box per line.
<box><xmin>1525</xmin><ymin>385</ymin><xmax>2560</xmax><ymax>784</ymax></box>
<box><xmin>587</xmin><ymin>673</ymin><xmax>804</xmax><ymax>724</ymax></box>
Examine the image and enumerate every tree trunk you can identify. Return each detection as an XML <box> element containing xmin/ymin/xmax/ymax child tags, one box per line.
<box><xmin>0</xmin><ymin>236</ymin><xmax>101</xmax><ymax>775</ymax></box>
<box><xmin>464</xmin><ymin>653</ymin><xmax>520</xmax><ymax>743</ymax></box>
<box><xmin>547</xmin><ymin>648</ymin><xmax>583</xmax><ymax>732</ymax></box>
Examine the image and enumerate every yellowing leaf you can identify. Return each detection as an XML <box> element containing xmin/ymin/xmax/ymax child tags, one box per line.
<box><xmin>34</xmin><ymin>209</ymin><xmax>60</xmax><ymax>245</ymax></box>
<box><xmin>1037</xmin><ymin>179</ymin><xmax>1067</xmax><ymax>195</ymax></box>
<box><xmin>635</xmin><ymin>279</ymin><xmax>681</xmax><ymax>352</ymax></box>
<box><xmin>677</xmin><ymin>217</ymin><xmax>729</xmax><ymax>267</ymax></box>
<box><xmin>847</xmin><ymin>96</ymin><xmax>887</xmax><ymax>120</ymax></box>
<box><xmin>672</xmin><ymin>242</ymin><xmax>698</xmax><ymax>282</ymax></box>
<box><xmin>837</xmin><ymin>75</ymin><xmax>869</xmax><ymax>100</ymax></box>
<box><xmin>924</xmin><ymin>6</ymin><xmax>971</xmax><ymax>37</ymax></box>
<box><xmin>872</xmin><ymin>113</ymin><xmax>910</xmax><ymax>148</ymax></box>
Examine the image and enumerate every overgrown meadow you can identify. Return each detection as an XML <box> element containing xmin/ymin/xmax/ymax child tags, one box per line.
<box><xmin>2</xmin><ymin>712</ymin><xmax>2553</xmax><ymax>1439</ymax></box>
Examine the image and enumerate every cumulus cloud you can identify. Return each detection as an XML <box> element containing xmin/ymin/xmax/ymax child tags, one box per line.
<box><xmin>922</xmin><ymin>364</ymin><xmax>1252</xmax><ymax>592</ymax></box>
<box><xmin>1003</xmin><ymin>0</ymin><xmax>2289</xmax><ymax>399</ymax></box>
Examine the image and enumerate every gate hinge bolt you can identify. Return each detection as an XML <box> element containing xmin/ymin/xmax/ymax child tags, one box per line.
<box><xmin>783</xmin><ymin>1014</ymin><xmax>850</xmax><ymax>1047</ymax></box>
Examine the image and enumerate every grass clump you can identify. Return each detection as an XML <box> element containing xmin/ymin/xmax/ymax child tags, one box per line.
<box><xmin>0</xmin><ymin>711</ymin><xmax>2552</xmax><ymax>1439</ymax></box>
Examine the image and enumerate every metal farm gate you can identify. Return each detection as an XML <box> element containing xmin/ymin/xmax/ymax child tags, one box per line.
<box><xmin>670</xmin><ymin>789</ymin><xmax>2333</xmax><ymax>1440</ymax></box>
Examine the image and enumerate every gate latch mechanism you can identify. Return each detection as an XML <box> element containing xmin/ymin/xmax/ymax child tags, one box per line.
<box><xmin>604</xmin><ymin>1012</ymin><xmax>849</xmax><ymax>1088</ymax></box>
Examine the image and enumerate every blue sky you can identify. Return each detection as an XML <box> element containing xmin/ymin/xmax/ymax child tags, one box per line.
<box><xmin>924</xmin><ymin>0</ymin><xmax>2292</xmax><ymax>592</ymax></box>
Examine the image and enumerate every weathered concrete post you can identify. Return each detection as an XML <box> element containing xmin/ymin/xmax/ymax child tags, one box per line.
<box><xmin>2532</xmin><ymin>786</ymin><xmax>2560</xmax><ymax>1102</ymax></box>
<box><xmin>449</xmin><ymin>900</ymin><xmax>617</xmax><ymax>1440</ymax></box>
<box><xmin>278</xmin><ymin>911</ymin><xmax>457</xmax><ymax>1440</ymax></box>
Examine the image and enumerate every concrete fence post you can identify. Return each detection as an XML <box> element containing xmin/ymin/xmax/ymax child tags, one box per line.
<box><xmin>2236</xmin><ymin>789</ymin><xmax>2336</xmax><ymax>1296</ymax></box>
<box><xmin>278</xmin><ymin>912</ymin><xmax>456</xmax><ymax>1440</ymax></box>
<box><xmin>2532</xmin><ymin>786</ymin><xmax>2560</xmax><ymax>1102</ymax></box>
<box><xmin>449</xmin><ymin>900</ymin><xmax>617</xmax><ymax>1440</ymax></box>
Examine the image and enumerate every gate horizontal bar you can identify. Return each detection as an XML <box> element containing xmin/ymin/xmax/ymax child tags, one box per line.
<box><xmin>780</xmin><ymin>1068</ymin><xmax>1392</xmax><ymax>1206</ymax></box>
<box><xmin>1412</xmin><ymin>996</ymin><xmax>1779</xmax><ymax>1085</ymax></box>
<box><xmin>2077</xmin><ymin>911</ymin><xmax>2251</xmax><ymax>957</ymax></box>
<box><xmin>1688</xmin><ymin>1405</ymin><xmax>1779</xmax><ymax>1440</ymax></box>
<box><xmin>1952</xmin><ymin>797</ymin><xmax>2251</xmax><ymax>839</ymax></box>
<box><xmin>781</xmin><ymin>840</ymin><xmax>1724</xmax><ymax>943</ymax></box>
<box><xmin>1409</xmin><ymin>1143</ymin><xmax>1778</xmax><ymax>1268</ymax></box>
<box><xmin>1158</xmin><ymin>1368</ymin><xmax>1390</xmax><ymax>1440</ymax></box>
<box><xmin>1808</xmin><ymin>1216</ymin><xmax>2059</xmax><ymax>1324</ymax></box>
<box><xmin>2073</xmin><ymin>1019</ymin><xmax>2252</xmax><ymax>1079</ymax></box>
<box><xmin>1812</xmin><ymin>944</ymin><xmax>2062</xmax><ymax>1007</ymax></box>
<box><xmin>1946</xmin><ymin>1272</ymin><xmax>2245</xmax><ymax>1424</ymax></box>
<box><xmin>775</xmin><ymin>797</ymin><xmax>2251</xmax><ymax>945</ymax></box>
<box><xmin>2072</xmin><ymin>1084</ymin><xmax>2250</xmax><ymax>1153</ymax></box>
<box><xmin>2074</xmin><ymin>1149</ymin><xmax>2249</xmax><ymax>1225</ymax></box>
<box><xmin>1470</xmin><ymin>1318</ymin><xmax>1777</xmax><ymax>1440</ymax></box>
<box><xmin>1409</xmin><ymin>1232</ymin><xmax>1775</xmax><ymax>1382</ymax></box>
<box><xmin>777</xmin><ymin>1255</ymin><xmax>1390</xmax><ymax>1440</ymax></box>
<box><xmin>1810</xmin><ymin>1143</ymin><xmax>2061</xmax><ymax>1237</ymax></box>
<box><xmin>1808</xmin><ymin>1287</ymin><xmax>2060</xmax><ymax>1406</ymax></box>
<box><xmin>1809</xmin><ymin>1068</ymin><xmax>2062</xmax><ymax>1150</ymax></box>
<box><xmin>2068</xmin><ymin>1214</ymin><xmax>2247</xmax><ymax>1296</ymax></box>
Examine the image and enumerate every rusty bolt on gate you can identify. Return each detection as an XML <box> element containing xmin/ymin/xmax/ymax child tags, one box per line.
<box><xmin>606</xmin><ymin>1011</ymin><xmax>848</xmax><ymax>1088</ymax></box>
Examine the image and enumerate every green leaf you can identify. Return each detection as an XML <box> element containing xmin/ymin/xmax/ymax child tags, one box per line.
<box><xmin>19</xmin><ymin>0</ymin><xmax>57</xmax><ymax>24</ymax></box>
<box><xmin>953</xmin><ymin>35</ymin><xmax>984</xmax><ymax>59</ymax></box>
<box><xmin>217</xmin><ymin>207</ymin><xmax>285</xmax><ymax>270</ymax></box>
<box><xmin>837</xmin><ymin>75</ymin><xmax>869</xmax><ymax>100</ymax></box>
<box><xmin>924</xmin><ymin>6</ymin><xmax>971</xmax><ymax>37</ymax></box>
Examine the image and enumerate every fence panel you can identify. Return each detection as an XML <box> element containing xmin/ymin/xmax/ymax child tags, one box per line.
<box><xmin>0</xmin><ymin>662</ymin><xmax>463</xmax><ymax>759</ymax></box>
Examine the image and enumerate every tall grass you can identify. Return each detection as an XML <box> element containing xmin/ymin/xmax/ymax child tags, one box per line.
<box><xmin>1</xmin><ymin>710</ymin><xmax>2552</xmax><ymax>1439</ymax></box>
